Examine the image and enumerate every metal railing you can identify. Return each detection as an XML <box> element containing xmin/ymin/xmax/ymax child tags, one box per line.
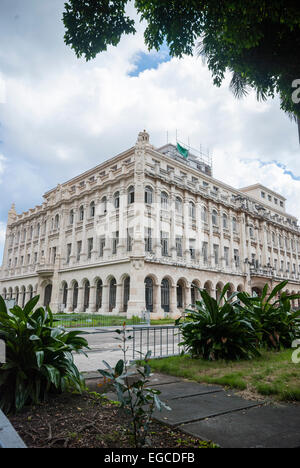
<box><xmin>53</xmin><ymin>313</ymin><xmax>148</xmax><ymax>329</ymax></box>
<box><xmin>132</xmin><ymin>326</ymin><xmax>183</xmax><ymax>360</ymax></box>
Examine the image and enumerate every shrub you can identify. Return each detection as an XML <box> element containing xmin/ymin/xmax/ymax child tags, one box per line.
<box><xmin>0</xmin><ymin>295</ymin><xmax>88</xmax><ymax>413</ymax></box>
<box><xmin>176</xmin><ymin>284</ymin><xmax>260</xmax><ymax>361</ymax></box>
<box><xmin>237</xmin><ymin>281</ymin><xmax>300</xmax><ymax>350</ymax></box>
<box><xmin>98</xmin><ymin>324</ymin><xmax>171</xmax><ymax>448</ymax></box>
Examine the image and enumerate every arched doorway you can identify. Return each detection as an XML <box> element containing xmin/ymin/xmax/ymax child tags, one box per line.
<box><xmin>161</xmin><ymin>278</ymin><xmax>170</xmax><ymax>313</ymax></box>
<box><xmin>44</xmin><ymin>284</ymin><xmax>52</xmax><ymax>307</ymax></box>
<box><xmin>145</xmin><ymin>277</ymin><xmax>153</xmax><ymax>312</ymax></box>
<box><xmin>83</xmin><ymin>281</ymin><xmax>90</xmax><ymax>312</ymax></box>
<box><xmin>96</xmin><ymin>279</ymin><xmax>103</xmax><ymax>310</ymax></box>
<box><xmin>109</xmin><ymin>278</ymin><xmax>117</xmax><ymax>312</ymax></box>
<box><xmin>191</xmin><ymin>284</ymin><xmax>196</xmax><ymax>306</ymax></box>
<box><xmin>15</xmin><ymin>287</ymin><xmax>19</xmax><ymax>306</ymax></box>
<box><xmin>123</xmin><ymin>277</ymin><xmax>130</xmax><ymax>312</ymax></box>
<box><xmin>177</xmin><ymin>282</ymin><xmax>184</xmax><ymax>308</ymax></box>
<box><xmin>62</xmin><ymin>283</ymin><xmax>68</xmax><ymax>308</ymax></box>
<box><xmin>21</xmin><ymin>287</ymin><xmax>26</xmax><ymax>308</ymax></box>
<box><xmin>252</xmin><ymin>287</ymin><xmax>262</xmax><ymax>297</ymax></box>
<box><xmin>73</xmin><ymin>282</ymin><xmax>78</xmax><ymax>310</ymax></box>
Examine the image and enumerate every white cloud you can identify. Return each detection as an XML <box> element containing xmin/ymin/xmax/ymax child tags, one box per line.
<box><xmin>0</xmin><ymin>0</ymin><xmax>299</xmax><ymax>263</ymax></box>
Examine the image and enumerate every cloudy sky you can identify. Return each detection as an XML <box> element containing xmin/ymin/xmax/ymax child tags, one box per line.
<box><xmin>0</xmin><ymin>0</ymin><xmax>299</xmax><ymax>262</ymax></box>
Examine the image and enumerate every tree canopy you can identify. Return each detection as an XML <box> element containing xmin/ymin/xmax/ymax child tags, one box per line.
<box><xmin>63</xmin><ymin>0</ymin><xmax>300</xmax><ymax>123</ymax></box>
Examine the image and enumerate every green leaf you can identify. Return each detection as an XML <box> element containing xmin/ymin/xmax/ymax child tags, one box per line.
<box><xmin>36</xmin><ymin>351</ymin><xmax>44</xmax><ymax>369</ymax></box>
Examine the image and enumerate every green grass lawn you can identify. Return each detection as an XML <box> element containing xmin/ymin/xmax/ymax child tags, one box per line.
<box><xmin>149</xmin><ymin>349</ymin><xmax>300</xmax><ymax>402</ymax></box>
<box><xmin>53</xmin><ymin>313</ymin><xmax>175</xmax><ymax>328</ymax></box>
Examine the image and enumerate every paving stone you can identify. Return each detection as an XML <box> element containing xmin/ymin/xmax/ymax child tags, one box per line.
<box><xmin>153</xmin><ymin>392</ymin><xmax>262</xmax><ymax>426</ymax></box>
<box><xmin>151</xmin><ymin>381</ymin><xmax>223</xmax><ymax>400</ymax></box>
<box><xmin>0</xmin><ymin>411</ymin><xmax>26</xmax><ymax>448</ymax></box>
<box><xmin>181</xmin><ymin>405</ymin><xmax>300</xmax><ymax>448</ymax></box>
<box><xmin>148</xmin><ymin>373</ymin><xmax>186</xmax><ymax>386</ymax></box>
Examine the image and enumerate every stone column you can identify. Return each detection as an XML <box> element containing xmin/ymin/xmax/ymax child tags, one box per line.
<box><xmin>80</xmin><ymin>203</ymin><xmax>88</xmax><ymax>263</ymax></box>
<box><xmin>196</xmin><ymin>198</ymin><xmax>202</xmax><ymax>263</ymax></box>
<box><xmin>229</xmin><ymin>209</ymin><xmax>235</xmax><ymax>271</ymax></box>
<box><xmin>154</xmin><ymin>184</ymin><xmax>162</xmax><ymax>258</ymax></box>
<box><xmin>89</xmin><ymin>285</ymin><xmax>97</xmax><ymax>313</ymax></box>
<box><xmin>117</xmin><ymin>186</ymin><xmax>126</xmax><ymax>256</ymax></box>
<box><xmin>170</xmin><ymin>284</ymin><xmax>177</xmax><ymax>317</ymax></box>
<box><xmin>102</xmin><ymin>284</ymin><xmax>110</xmax><ymax>315</ymax></box>
<box><xmin>66</xmin><ymin>287</ymin><xmax>73</xmax><ymax>312</ymax></box>
<box><xmin>77</xmin><ymin>286</ymin><xmax>84</xmax><ymax>313</ymax></box>
<box><xmin>115</xmin><ymin>282</ymin><xmax>123</xmax><ymax>314</ymax></box>
<box><xmin>183</xmin><ymin>194</ymin><xmax>189</xmax><ymax>262</ymax></box>
<box><xmin>126</xmin><ymin>261</ymin><xmax>146</xmax><ymax>318</ymax></box>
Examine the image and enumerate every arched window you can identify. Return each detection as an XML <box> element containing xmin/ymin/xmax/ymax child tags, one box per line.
<box><xmin>36</xmin><ymin>223</ymin><xmax>40</xmax><ymax>237</ymax></box>
<box><xmin>28</xmin><ymin>285</ymin><xmax>33</xmax><ymax>301</ymax></box>
<box><xmin>123</xmin><ymin>277</ymin><xmax>130</xmax><ymax>312</ymax></box>
<box><xmin>109</xmin><ymin>278</ymin><xmax>117</xmax><ymax>311</ymax></box>
<box><xmin>175</xmin><ymin>197</ymin><xmax>182</xmax><ymax>214</ymax></box>
<box><xmin>90</xmin><ymin>201</ymin><xmax>95</xmax><ymax>218</ymax></box>
<box><xmin>114</xmin><ymin>192</ymin><xmax>120</xmax><ymax>209</ymax></box>
<box><xmin>69</xmin><ymin>209</ymin><xmax>74</xmax><ymax>225</ymax></box>
<box><xmin>161</xmin><ymin>278</ymin><xmax>170</xmax><ymax>313</ymax></box>
<box><xmin>55</xmin><ymin>214</ymin><xmax>59</xmax><ymax>230</ymax></box>
<box><xmin>96</xmin><ymin>279</ymin><xmax>103</xmax><ymax>310</ymax></box>
<box><xmin>201</xmin><ymin>206</ymin><xmax>208</xmax><ymax>223</ymax></box>
<box><xmin>101</xmin><ymin>196</ymin><xmax>107</xmax><ymax>215</ymax></box>
<box><xmin>145</xmin><ymin>277</ymin><xmax>153</xmax><ymax>312</ymax></box>
<box><xmin>212</xmin><ymin>209</ymin><xmax>218</xmax><ymax>226</ymax></box>
<box><xmin>189</xmin><ymin>202</ymin><xmax>196</xmax><ymax>220</ymax></box>
<box><xmin>223</xmin><ymin>213</ymin><xmax>228</xmax><ymax>229</ymax></box>
<box><xmin>161</xmin><ymin>192</ymin><xmax>168</xmax><ymax>210</ymax></box>
<box><xmin>145</xmin><ymin>186</ymin><xmax>153</xmax><ymax>204</ymax></box>
<box><xmin>79</xmin><ymin>205</ymin><xmax>84</xmax><ymax>221</ymax></box>
<box><xmin>128</xmin><ymin>186</ymin><xmax>135</xmax><ymax>205</ymax></box>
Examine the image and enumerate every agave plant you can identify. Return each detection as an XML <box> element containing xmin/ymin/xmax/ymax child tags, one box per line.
<box><xmin>176</xmin><ymin>284</ymin><xmax>260</xmax><ymax>361</ymax></box>
<box><xmin>0</xmin><ymin>295</ymin><xmax>88</xmax><ymax>413</ymax></box>
<box><xmin>237</xmin><ymin>281</ymin><xmax>300</xmax><ymax>350</ymax></box>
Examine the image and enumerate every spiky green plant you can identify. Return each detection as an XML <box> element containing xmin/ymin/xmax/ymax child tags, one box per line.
<box><xmin>237</xmin><ymin>281</ymin><xmax>300</xmax><ymax>350</ymax></box>
<box><xmin>176</xmin><ymin>284</ymin><xmax>260</xmax><ymax>361</ymax></box>
<box><xmin>0</xmin><ymin>295</ymin><xmax>88</xmax><ymax>413</ymax></box>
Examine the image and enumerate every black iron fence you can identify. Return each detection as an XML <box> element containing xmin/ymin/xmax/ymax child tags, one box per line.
<box><xmin>132</xmin><ymin>326</ymin><xmax>183</xmax><ymax>360</ymax></box>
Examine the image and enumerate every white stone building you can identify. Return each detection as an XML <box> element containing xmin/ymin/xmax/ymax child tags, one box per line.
<box><xmin>1</xmin><ymin>130</ymin><xmax>300</xmax><ymax>317</ymax></box>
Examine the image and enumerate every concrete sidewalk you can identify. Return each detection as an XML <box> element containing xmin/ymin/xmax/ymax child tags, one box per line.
<box><xmin>86</xmin><ymin>372</ymin><xmax>300</xmax><ymax>448</ymax></box>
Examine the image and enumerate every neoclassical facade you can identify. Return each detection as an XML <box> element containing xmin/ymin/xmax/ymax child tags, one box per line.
<box><xmin>1</xmin><ymin>130</ymin><xmax>300</xmax><ymax>317</ymax></box>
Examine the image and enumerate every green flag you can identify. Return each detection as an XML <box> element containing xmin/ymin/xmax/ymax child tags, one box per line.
<box><xmin>177</xmin><ymin>143</ymin><xmax>189</xmax><ymax>159</ymax></box>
